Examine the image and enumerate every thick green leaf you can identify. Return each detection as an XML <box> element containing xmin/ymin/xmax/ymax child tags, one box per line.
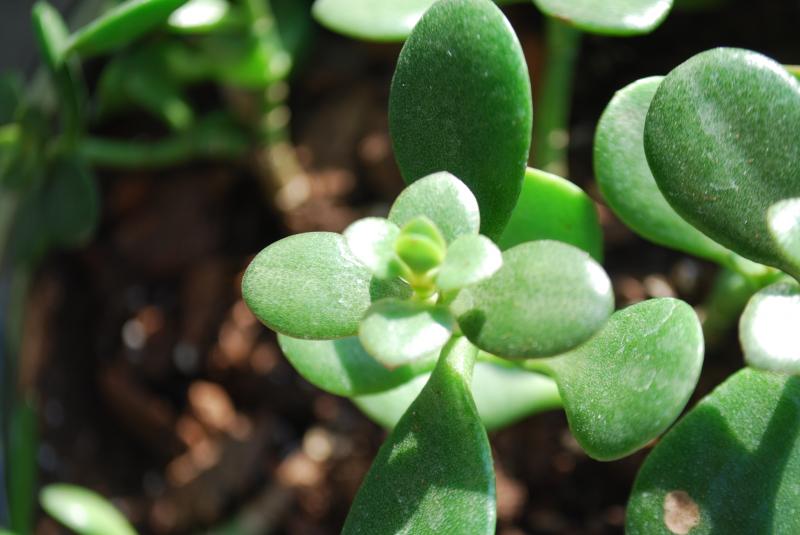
<box><xmin>452</xmin><ymin>240</ymin><xmax>613</xmax><ymax>358</ymax></box>
<box><xmin>388</xmin><ymin>172</ymin><xmax>479</xmax><ymax>244</ymax></box>
<box><xmin>740</xmin><ymin>280</ymin><xmax>800</xmax><ymax>375</ymax></box>
<box><xmin>354</xmin><ymin>360</ymin><xmax>562</xmax><ymax>431</ymax></box>
<box><xmin>44</xmin><ymin>155</ymin><xmax>99</xmax><ymax>248</ymax></box>
<box><xmin>768</xmin><ymin>198</ymin><xmax>800</xmax><ymax>278</ymax></box>
<box><xmin>498</xmin><ymin>167</ymin><xmax>603</xmax><ymax>261</ymax></box>
<box><xmin>389</xmin><ymin>0</ymin><xmax>532</xmax><ymax>240</ymax></box>
<box><xmin>31</xmin><ymin>1</ymin><xmax>70</xmax><ymax>70</ymax></box>
<box><xmin>343</xmin><ymin>337</ymin><xmax>495</xmax><ymax>534</ymax></box>
<box><xmin>532</xmin><ymin>0</ymin><xmax>673</xmax><ymax>36</ymax></box>
<box><xmin>343</xmin><ymin>217</ymin><xmax>401</xmax><ymax>279</ymax></box>
<box><xmin>278</xmin><ymin>335</ymin><xmax>436</xmax><ymax>396</ymax></box>
<box><xmin>312</xmin><ymin>0</ymin><xmax>434</xmax><ymax>42</ymax></box>
<box><xmin>359</xmin><ymin>299</ymin><xmax>453</xmax><ymax>367</ymax></box>
<box><xmin>595</xmin><ymin>77</ymin><xmax>731</xmax><ymax>265</ymax></box>
<box><xmin>167</xmin><ymin>0</ymin><xmax>232</xmax><ymax>33</ymax></box>
<box><xmin>68</xmin><ymin>0</ymin><xmax>189</xmax><ymax>57</ymax></box>
<box><xmin>627</xmin><ymin>368</ymin><xmax>800</xmax><ymax>535</ymax></box>
<box><xmin>394</xmin><ymin>216</ymin><xmax>447</xmax><ymax>276</ymax></box>
<box><xmin>540</xmin><ymin>298</ymin><xmax>703</xmax><ymax>461</ymax></box>
<box><xmin>40</xmin><ymin>484</ymin><xmax>138</xmax><ymax>535</ymax></box>
<box><xmin>242</xmin><ymin>233</ymin><xmax>408</xmax><ymax>339</ymax></box>
<box><xmin>645</xmin><ymin>48</ymin><xmax>800</xmax><ymax>276</ymax></box>
<box><xmin>437</xmin><ymin>234</ymin><xmax>502</xmax><ymax>291</ymax></box>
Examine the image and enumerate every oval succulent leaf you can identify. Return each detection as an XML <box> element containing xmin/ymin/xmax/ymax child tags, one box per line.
<box><xmin>532</xmin><ymin>0</ymin><xmax>673</xmax><ymax>36</ymax></box>
<box><xmin>68</xmin><ymin>0</ymin><xmax>189</xmax><ymax>57</ymax></box>
<box><xmin>644</xmin><ymin>48</ymin><xmax>800</xmax><ymax>274</ymax></box>
<box><xmin>40</xmin><ymin>484</ymin><xmax>138</xmax><ymax>535</ymax></box>
<box><xmin>31</xmin><ymin>1</ymin><xmax>70</xmax><ymax>70</ymax></box>
<box><xmin>311</xmin><ymin>0</ymin><xmax>434</xmax><ymax>42</ymax></box>
<box><xmin>278</xmin><ymin>334</ymin><xmax>436</xmax><ymax>397</ymax></box>
<box><xmin>498</xmin><ymin>167</ymin><xmax>603</xmax><ymax>262</ymax></box>
<box><xmin>543</xmin><ymin>298</ymin><xmax>703</xmax><ymax>461</ymax></box>
<box><xmin>452</xmin><ymin>240</ymin><xmax>614</xmax><ymax>358</ymax></box>
<box><xmin>389</xmin><ymin>0</ymin><xmax>532</xmax><ymax>239</ymax></box>
<box><xmin>436</xmin><ymin>234</ymin><xmax>502</xmax><ymax>291</ymax></box>
<box><xmin>767</xmin><ymin>198</ymin><xmax>800</xmax><ymax>279</ymax></box>
<box><xmin>627</xmin><ymin>368</ymin><xmax>800</xmax><ymax>535</ymax></box>
<box><xmin>242</xmin><ymin>232</ymin><xmax>408</xmax><ymax>339</ymax></box>
<box><xmin>359</xmin><ymin>299</ymin><xmax>453</xmax><ymax>367</ymax></box>
<box><xmin>388</xmin><ymin>171</ymin><xmax>480</xmax><ymax>244</ymax></box>
<box><xmin>343</xmin><ymin>217</ymin><xmax>401</xmax><ymax>279</ymax></box>
<box><xmin>740</xmin><ymin>280</ymin><xmax>800</xmax><ymax>375</ymax></box>
<box><xmin>594</xmin><ymin>76</ymin><xmax>732</xmax><ymax>265</ymax></box>
<box><xmin>343</xmin><ymin>337</ymin><xmax>495</xmax><ymax>535</ymax></box>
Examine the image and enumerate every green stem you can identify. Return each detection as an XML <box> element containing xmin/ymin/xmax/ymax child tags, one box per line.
<box><xmin>519</xmin><ymin>357</ymin><xmax>558</xmax><ymax>379</ymax></box>
<box><xmin>439</xmin><ymin>336</ymin><xmax>478</xmax><ymax>385</ymax></box>
<box><xmin>531</xmin><ymin>17</ymin><xmax>581</xmax><ymax>177</ymax></box>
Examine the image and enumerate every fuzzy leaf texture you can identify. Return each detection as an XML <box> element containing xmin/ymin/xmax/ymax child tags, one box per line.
<box><xmin>389</xmin><ymin>0</ymin><xmax>532</xmax><ymax>240</ymax></box>
<box><xmin>436</xmin><ymin>234</ymin><xmax>502</xmax><ymax>291</ymax></box>
<box><xmin>627</xmin><ymin>368</ymin><xmax>800</xmax><ymax>534</ymax></box>
<box><xmin>740</xmin><ymin>280</ymin><xmax>800</xmax><ymax>375</ymax></box>
<box><xmin>342</xmin><ymin>337</ymin><xmax>495</xmax><ymax>534</ymax></box>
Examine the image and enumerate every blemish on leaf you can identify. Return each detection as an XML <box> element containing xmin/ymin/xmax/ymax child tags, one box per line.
<box><xmin>663</xmin><ymin>490</ymin><xmax>700</xmax><ymax>534</ymax></box>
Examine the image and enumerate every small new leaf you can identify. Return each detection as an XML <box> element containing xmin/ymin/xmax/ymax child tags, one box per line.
<box><xmin>740</xmin><ymin>280</ymin><xmax>800</xmax><ymax>375</ymax></box>
<box><xmin>436</xmin><ymin>234</ymin><xmax>502</xmax><ymax>291</ymax></box>
<box><xmin>343</xmin><ymin>217</ymin><xmax>401</xmax><ymax>279</ymax></box>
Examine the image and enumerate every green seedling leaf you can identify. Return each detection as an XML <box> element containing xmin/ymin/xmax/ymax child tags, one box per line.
<box><xmin>312</xmin><ymin>0</ymin><xmax>434</xmax><ymax>42</ymax></box>
<box><xmin>344</xmin><ymin>217</ymin><xmax>401</xmax><ymax>279</ymax></box>
<box><xmin>388</xmin><ymin>172</ymin><xmax>479</xmax><ymax>244</ymax></box>
<box><xmin>68</xmin><ymin>0</ymin><xmax>189</xmax><ymax>57</ymax></box>
<box><xmin>452</xmin><ymin>240</ymin><xmax>613</xmax><ymax>358</ymax></box>
<box><xmin>627</xmin><ymin>368</ymin><xmax>800</xmax><ymax>535</ymax></box>
<box><xmin>645</xmin><ymin>48</ymin><xmax>800</xmax><ymax>275</ymax></box>
<box><xmin>31</xmin><ymin>1</ymin><xmax>70</xmax><ymax>70</ymax></box>
<box><xmin>498</xmin><ymin>167</ymin><xmax>603</xmax><ymax>261</ymax></box>
<box><xmin>44</xmin><ymin>155</ymin><xmax>99</xmax><ymax>248</ymax></box>
<box><xmin>594</xmin><ymin>76</ymin><xmax>731</xmax><ymax>265</ymax></box>
<box><xmin>740</xmin><ymin>280</ymin><xmax>800</xmax><ymax>375</ymax></box>
<box><xmin>242</xmin><ymin>232</ymin><xmax>408</xmax><ymax>339</ymax></box>
<box><xmin>168</xmin><ymin>0</ymin><xmax>231</xmax><ymax>33</ymax></box>
<box><xmin>354</xmin><ymin>360</ymin><xmax>561</xmax><ymax>431</ymax></box>
<box><xmin>359</xmin><ymin>299</ymin><xmax>453</xmax><ymax>367</ymax></box>
<box><xmin>436</xmin><ymin>234</ymin><xmax>502</xmax><ymax>291</ymax></box>
<box><xmin>343</xmin><ymin>337</ymin><xmax>495</xmax><ymax>534</ymax></box>
<box><xmin>767</xmin><ymin>198</ymin><xmax>800</xmax><ymax>277</ymax></box>
<box><xmin>394</xmin><ymin>217</ymin><xmax>447</xmax><ymax>276</ymax></box>
<box><xmin>541</xmin><ymin>298</ymin><xmax>703</xmax><ymax>461</ymax></box>
<box><xmin>389</xmin><ymin>0</ymin><xmax>532</xmax><ymax>240</ymax></box>
<box><xmin>278</xmin><ymin>334</ymin><xmax>436</xmax><ymax>396</ymax></box>
<box><xmin>40</xmin><ymin>484</ymin><xmax>138</xmax><ymax>535</ymax></box>
<box><xmin>532</xmin><ymin>0</ymin><xmax>673</xmax><ymax>36</ymax></box>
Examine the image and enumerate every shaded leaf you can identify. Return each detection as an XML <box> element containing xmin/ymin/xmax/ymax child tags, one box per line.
<box><xmin>359</xmin><ymin>299</ymin><xmax>453</xmax><ymax>367</ymax></box>
<box><xmin>278</xmin><ymin>334</ymin><xmax>436</xmax><ymax>396</ymax></box>
<box><xmin>532</xmin><ymin>0</ymin><xmax>673</xmax><ymax>36</ymax></box>
<box><xmin>498</xmin><ymin>167</ymin><xmax>603</xmax><ymax>261</ymax></box>
<box><xmin>627</xmin><ymin>368</ymin><xmax>800</xmax><ymax>535</ymax></box>
<box><xmin>242</xmin><ymin>232</ymin><xmax>408</xmax><ymax>339</ymax></box>
<box><xmin>343</xmin><ymin>217</ymin><xmax>400</xmax><ymax>279</ymax></box>
<box><xmin>594</xmin><ymin>76</ymin><xmax>731</xmax><ymax>265</ymax></box>
<box><xmin>40</xmin><ymin>484</ymin><xmax>138</xmax><ymax>535</ymax></box>
<box><xmin>767</xmin><ymin>198</ymin><xmax>800</xmax><ymax>279</ymax></box>
<box><xmin>740</xmin><ymin>280</ymin><xmax>800</xmax><ymax>374</ymax></box>
<box><xmin>44</xmin><ymin>155</ymin><xmax>99</xmax><ymax>248</ymax></box>
<box><xmin>452</xmin><ymin>240</ymin><xmax>613</xmax><ymax>358</ymax></box>
<box><xmin>389</xmin><ymin>0</ymin><xmax>532</xmax><ymax>239</ymax></box>
<box><xmin>542</xmin><ymin>298</ymin><xmax>703</xmax><ymax>461</ymax></box>
<box><xmin>437</xmin><ymin>234</ymin><xmax>502</xmax><ymax>291</ymax></box>
<box><xmin>645</xmin><ymin>48</ymin><xmax>800</xmax><ymax>275</ymax></box>
<box><xmin>343</xmin><ymin>337</ymin><xmax>495</xmax><ymax>535</ymax></box>
<box><xmin>388</xmin><ymin>172</ymin><xmax>479</xmax><ymax>244</ymax></box>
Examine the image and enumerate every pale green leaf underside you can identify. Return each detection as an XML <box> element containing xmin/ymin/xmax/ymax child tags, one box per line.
<box><xmin>359</xmin><ymin>299</ymin><xmax>453</xmax><ymax>367</ymax></box>
<box><xmin>278</xmin><ymin>335</ymin><xmax>437</xmax><ymax>397</ymax></box>
<box><xmin>343</xmin><ymin>338</ymin><xmax>495</xmax><ymax>534</ymax></box>
<box><xmin>344</xmin><ymin>217</ymin><xmax>400</xmax><ymax>279</ymax></box>
<box><xmin>645</xmin><ymin>47</ymin><xmax>800</xmax><ymax>275</ymax></box>
<box><xmin>627</xmin><ymin>368</ymin><xmax>800</xmax><ymax>534</ymax></box>
<box><xmin>452</xmin><ymin>240</ymin><xmax>613</xmax><ymax>358</ymax></box>
<box><xmin>40</xmin><ymin>484</ymin><xmax>138</xmax><ymax>535</ymax></box>
<box><xmin>767</xmin><ymin>198</ymin><xmax>800</xmax><ymax>280</ymax></box>
<box><xmin>533</xmin><ymin>0</ymin><xmax>673</xmax><ymax>35</ymax></box>
<box><xmin>312</xmin><ymin>0</ymin><xmax>434</xmax><ymax>42</ymax></box>
<box><xmin>498</xmin><ymin>167</ymin><xmax>603</xmax><ymax>262</ymax></box>
<box><xmin>437</xmin><ymin>234</ymin><xmax>502</xmax><ymax>291</ymax></box>
<box><xmin>354</xmin><ymin>360</ymin><xmax>561</xmax><ymax>431</ymax></box>
<box><xmin>242</xmin><ymin>232</ymin><xmax>408</xmax><ymax>339</ymax></box>
<box><xmin>740</xmin><ymin>280</ymin><xmax>800</xmax><ymax>375</ymax></box>
<box><xmin>594</xmin><ymin>76</ymin><xmax>731</xmax><ymax>265</ymax></box>
<box><xmin>544</xmin><ymin>298</ymin><xmax>703</xmax><ymax>461</ymax></box>
<box><xmin>388</xmin><ymin>172</ymin><xmax>480</xmax><ymax>244</ymax></box>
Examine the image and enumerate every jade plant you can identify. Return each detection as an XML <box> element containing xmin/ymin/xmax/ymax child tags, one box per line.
<box><xmin>310</xmin><ymin>0</ymin><xmax>676</xmax><ymax>177</ymax></box>
<box><xmin>242</xmin><ymin>0</ymin><xmax>704</xmax><ymax>531</ymax></box>
<box><xmin>594</xmin><ymin>47</ymin><xmax>800</xmax><ymax>532</ymax></box>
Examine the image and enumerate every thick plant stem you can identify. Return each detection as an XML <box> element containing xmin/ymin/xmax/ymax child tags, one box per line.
<box><xmin>439</xmin><ymin>336</ymin><xmax>478</xmax><ymax>385</ymax></box>
<box><xmin>531</xmin><ymin>18</ymin><xmax>581</xmax><ymax>177</ymax></box>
